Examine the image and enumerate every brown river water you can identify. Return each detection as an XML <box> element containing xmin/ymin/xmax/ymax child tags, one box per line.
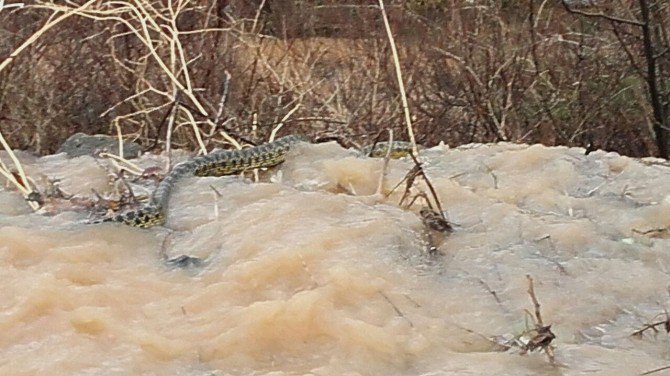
<box><xmin>2</xmin><ymin>141</ymin><xmax>670</xmax><ymax>375</ymax></box>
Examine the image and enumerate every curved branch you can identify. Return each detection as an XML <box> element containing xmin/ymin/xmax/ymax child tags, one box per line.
<box><xmin>560</xmin><ymin>1</ymin><xmax>645</xmax><ymax>26</ymax></box>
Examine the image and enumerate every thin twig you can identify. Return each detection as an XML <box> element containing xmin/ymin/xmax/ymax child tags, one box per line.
<box><xmin>631</xmin><ymin>320</ymin><xmax>669</xmax><ymax>337</ymax></box>
<box><xmin>409</xmin><ymin>153</ymin><xmax>446</xmax><ymax>221</ymax></box>
<box><xmin>379</xmin><ymin>291</ymin><xmax>413</xmax><ymax>327</ymax></box>
<box><xmin>527</xmin><ymin>274</ymin><xmax>544</xmax><ymax>326</ymax></box>
<box><xmin>182</xmin><ymin>107</ymin><xmax>207</xmax><ymax>155</ymax></box>
<box><xmin>219</xmin><ymin>131</ymin><xmax>243</xmax><ymax>150</ymax></box>
<box><xmin>269</xmin><ymin>103</ymin><xmax>301</xmax><ymax>142</ymax></box>
<box><xmin>114</xmin><ymin>121</ymin><xmax>124</xmax><ymax>159</ymax></box>
<box><xmin>642</xmin><ymin>364</ymin><xmax>670</xmax><ymax>375</ymax></box>
<box><xmin>522</xmin><ymin>275</ymin><xmax>556</xmax><ymax>363</ymax></box>
<box><xmin>0</xmin><ymin>0</ymin><xmax>97</xmax><ymax>73</ymax></box>
<box><xmin>478</xmin><ymin>278</ymin><xmax>502</xmax><ymax>304</ymax></box>
<box><xmin>375</xmin><ymin>129</ymin><xmax>394</xmax><ymax>196</ymax></box>
<box><xmin>165</xmin><ymin>91</ymin><xmax>179</xmax><ymax>170</ymax></box>
<box><xmin>213</xmin><ymin>70</ymin><xmax>232</xmax><ymax>125</ymax></box>
<box><xmin>0</xmin><ymin>131</ymin><xmax>39</xmax><ymax>210</ymax></box>
<box><xmin>97</xmin><ymin>152</ymin><xmax>144</xmax><ymax>176</ymax></box>
<box><xmin>397</xmin><ymin>165</ymin><xmax>421</xmax><ymax>207</ymax></box>
<box><xmin>251</xmin><ymin>0</ymin><xmax>267</xmax><ymax>34</ymax></box>
<box><xmin>378</xmin><ymin>0</ymin><xmax>417</xmax><ymax>155</ymax></box>
<box><xmin>631</xmin><ymin>308</ymin><xmax>670</xmax><ymax>338</ymax></box>
<box><xmin>560</xmin><ymin>1</ymin><xmax>644</xmax><ymax>26</ymax></box>
<box><xmin>115</xmin><ymin>170</ymin><xmax>136</xmax><ymax>203</ymax></box>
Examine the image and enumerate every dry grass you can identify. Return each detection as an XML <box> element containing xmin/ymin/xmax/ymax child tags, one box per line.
<box><xmin>0</xmin><ymin>130</ymin><xmax>39</xmax><ymax>210</ymax></box>
<box><xmin>0</xmin><ymin>1</ymin><xmax>667</xmax><ymax>157</ymax></box>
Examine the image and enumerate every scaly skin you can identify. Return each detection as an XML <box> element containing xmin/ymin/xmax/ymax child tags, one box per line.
<box><xmin>361</xmin><ymin>141</ymin><xmax>415</xmax><ymax>159</ymax></box>
<box><xmin>96</xmin><ymin>135</ymin><xmax>414</xmax><ymax>228</ymax></box>
<box><xmin>97</xmin><ymin>135</ymin><xmax>305</xmax><ymax>228</ymax></box>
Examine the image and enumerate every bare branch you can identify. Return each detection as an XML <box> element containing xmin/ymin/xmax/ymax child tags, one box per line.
<box><xmin>560</xmin><ymin>1</ymin><xmax>645</xmax><ymax>26</ymax></box>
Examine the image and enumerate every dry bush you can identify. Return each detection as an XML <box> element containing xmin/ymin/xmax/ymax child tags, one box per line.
<box><xmin>0</xmin><ymin>0</ymin><xmax>667</xmax><ymax>157</ymax></box>
<box><xmin>0</xmin><ymin>8</ymin><xmax>131</xmax><ymax>153</ymax></box>
<box><xmin>403</xmin><ymin>1</ymin><xmax>665</xmax><ymax>155</ymax></box>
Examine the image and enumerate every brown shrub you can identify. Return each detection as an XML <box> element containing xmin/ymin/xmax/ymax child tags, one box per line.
<box><xmin>0</xmin><ymin>1</ymin><xmax>667</xmax><ymax>157</ymax></box>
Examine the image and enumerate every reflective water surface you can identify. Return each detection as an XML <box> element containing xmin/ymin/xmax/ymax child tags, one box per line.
<box><xmin>2</xmin><ymin>141</ymin><xmax>670</xmax><ymax>375</ymax></box>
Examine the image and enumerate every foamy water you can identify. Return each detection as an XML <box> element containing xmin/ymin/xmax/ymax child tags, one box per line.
<box><xmin>2</xmin><ymin>141</ymin><xmax>670</xmax><ymax>375</ymax></box>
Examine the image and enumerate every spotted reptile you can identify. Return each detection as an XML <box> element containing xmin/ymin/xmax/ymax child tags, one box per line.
<box><xmin>96</xmin><ymin>135</ymin><xmax>414</xmax><ymax>228</ymax></box>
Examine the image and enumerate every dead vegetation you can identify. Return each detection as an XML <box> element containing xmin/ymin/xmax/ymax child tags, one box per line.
<box><xmin>457</xmin><ymin>275</ymin><xmax>558</xmax><ymax>363</ymax></box>
<box><xmin>519</xmin><ymin>275</ymin><xmax>556</xmax><ymax>361</ymax></box>
<box><xmin>485</xmin><ymin>275</ymin><xmax>557</xmax><ymax>363</ymax></box>
<box><xmin>631</xmin><ymin>288</ymin><xmax>670</xmax><ymax>339</ymax></box>
<box><xmin>631</xmin><ymin>303</ymin><xmax>670</xmax><ymax>375</ymax></box>
<box><xmin>2</xmin><ymin>2</ymin><xmax>670</xmax><ymax>368</ymax></box>
<box><xmin>0</xmin><ymin>130</ymin><xmax>40</xmax><ymax>210</ymax></box>
<box><xmin>632</xmin><ymin>310</ymin><xmax>670</xmax><ymax>338</ymax></box>
<box><xmin>0</xmin><ymin>1</ymin><xmax>668</xmax><ymax>158</ymax></box>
